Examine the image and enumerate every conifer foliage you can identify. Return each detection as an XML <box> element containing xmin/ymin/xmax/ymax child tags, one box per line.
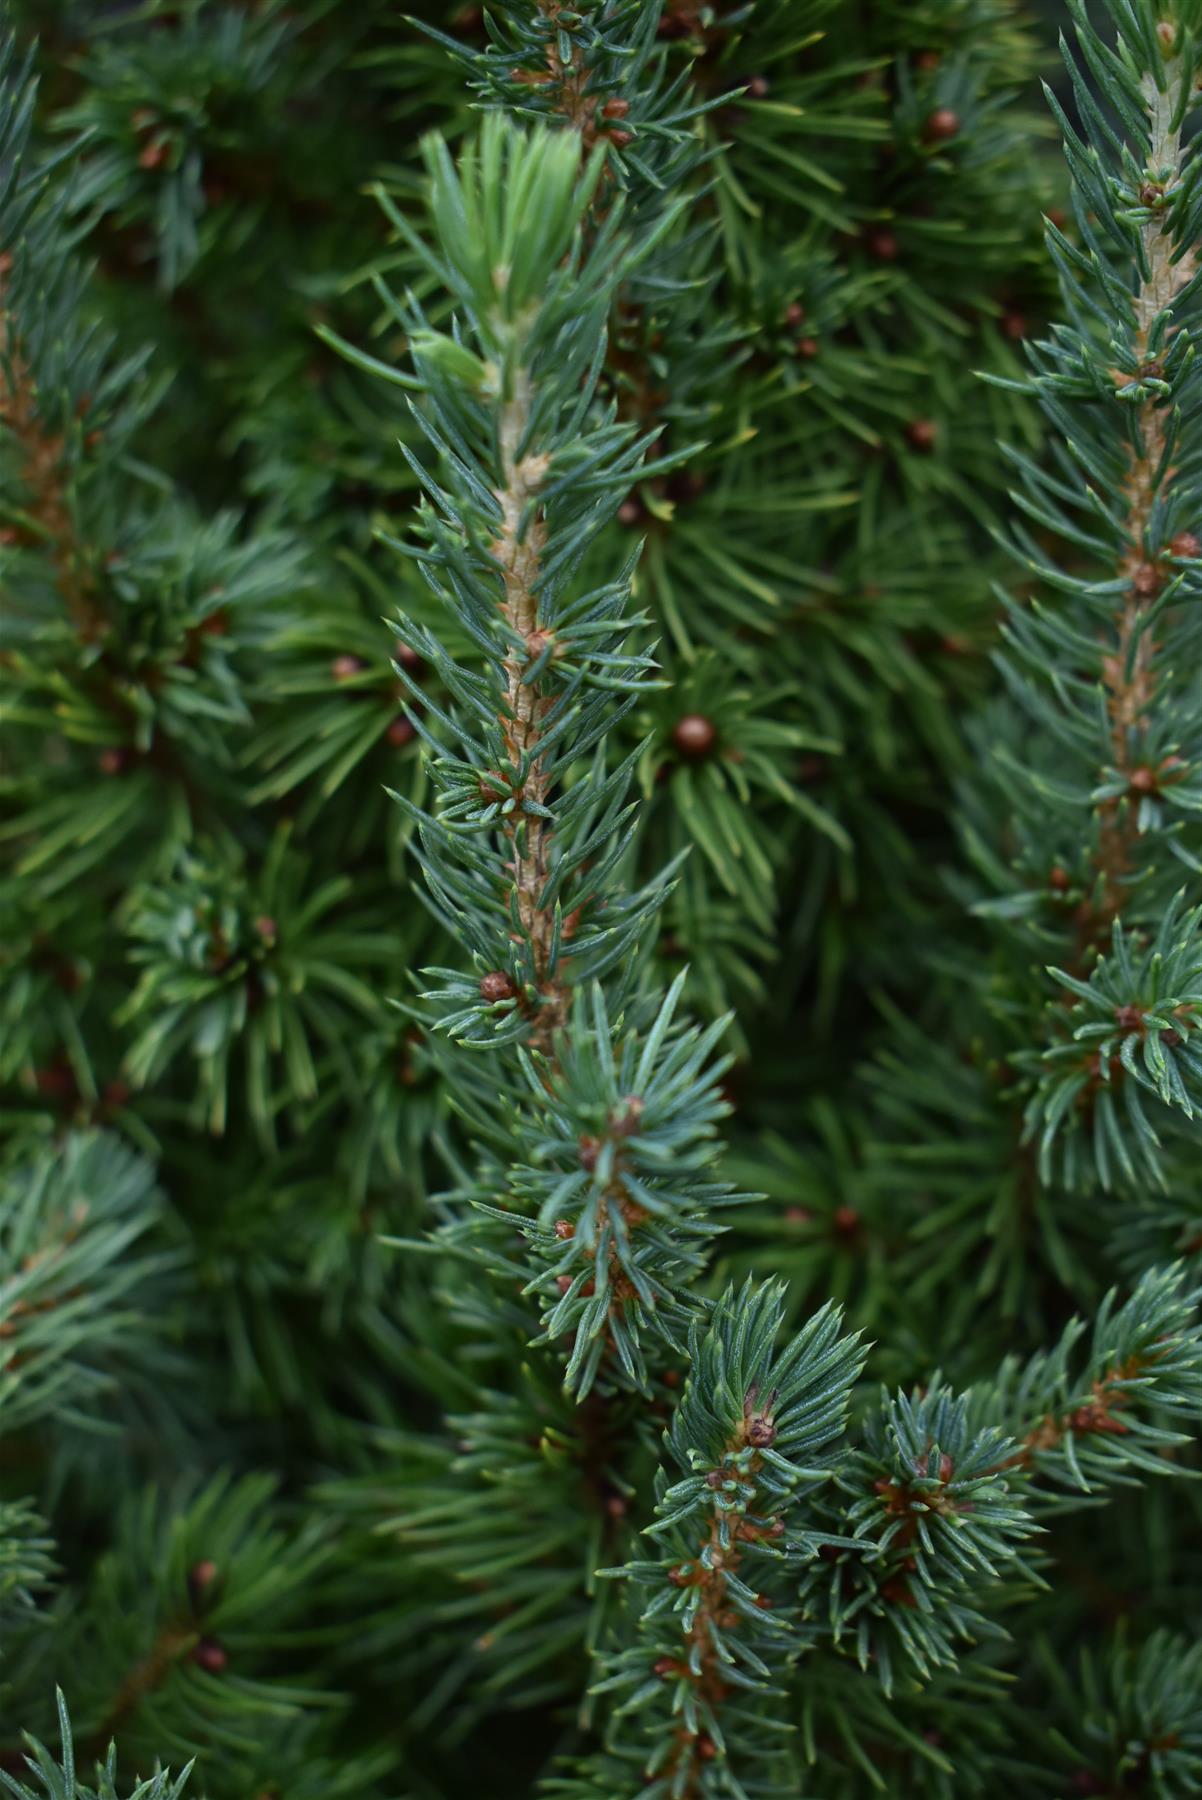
<box><xmin>0</xmin><ymin>2</ymin><xmax>1199</xmax><ymax>1798</ymax></box>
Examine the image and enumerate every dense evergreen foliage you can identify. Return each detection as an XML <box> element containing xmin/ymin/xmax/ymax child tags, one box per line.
<box><xmin>0</xmin><ymin>2</ymin><xmax>1198</xmax><ymax>1796</ymax></box>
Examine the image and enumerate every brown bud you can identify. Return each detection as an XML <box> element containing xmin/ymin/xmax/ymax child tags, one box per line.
<box><xmin>102</xmin><ymin>1079</ymin><xmax>132</xmax><ymax>1109</ymax></box>
<box><xmin>745</xmin><ymin>76</ymin><xmax>770</xmax><ymax>98</ymax></box>
<box><xmin>833</xmin><ymin>1204</ymin><xmax>861</xmax><ymax>1235</ymax></box>
<box><xmin>754</xmin><ymin>1594</ymin><xmax>774</xmax><ymax>1609</ymax></box>
<box><xmin>1131</xmin><ymin>563</ymin><xmax>1163</xmax><ymax>596</ymax></box>
<box><xmin>905</xmin><ymin>418</ymin><xmax>938</xmax><ymax>453</ymax></box>
<box><xmin>866</xmin><ymin>229</ymin><xmax>899</xmax><ymax>261</ymax></box>
<box><xmin>331</xmin><ymin>653</ymin><xmax>364</xmax><ymax>682</ymax></box>
<box><xmin>139</xmin><ymin>139</ymin><xmax>169</xmax><ymax>170</ymax></box>
<box><xmin>1156</xmin><ymin>19</ymin><xmax>1177</xmax><ymax>51</ymax></box>
<box><xmin>617</xmin><ymin>498</ymin><xmax>643</xmax><ymax>526</ymax></box>
<box><xmin>1169</xmin><ymin>531</ymin><xmax>1200</xmax><ymax>559</ymax></box>
<box><xmin>697</xmin><ymin>1735</ymin><xmax>718</xmax><ymax>1760</ymax></box>
<box><xmin>610</xmin><ymin>1095</ymin><xmax>645</xmax><ymax>1137</ymax></box>
<box><xmin>1114</xmin><ymin>1004</ymin><xmax>1144</xmax><ymax>1032</ymax></box>
<box><xmin>924</xmin><ymin>107</ymin><xmax>961</xmax><ymax>142</ymax></box>
<box><xmin>1129</xmin><ymin>765</ymin><xmax>1157</xmax><ymax>793</ymax></box>
<box><xmin>796</xmin><ymin>336</ymin><xmax>819</xmax><ymax>359</ymax></box>
<box><xmin>672</xmin><ymin>713</ymin><xmax>717</xmax><ymax>760</ymax></box>
<box><xmin>554</xmin><ymin>1219</ymin><xmax>575</xmax><ymax>1240</ymax></box>
<box><xmin>193</xmin><ymin>1638</ymin><xmax>228</xmax><ymax>1673</ymax></box>
<box><xmin>785</xmin><ymin>301</ymin><xmax>805</xmax><ymax>328</ymax></box>
<box><xmin>747</xmin><ymin>1416</ymin><xmax>776</xmax><ymax>1449</ymax></box>
<box><xmin>1002</xmin><ymin>311</ymin><xmax>1027</xmax><ymax>340</ymax></box>
<box><xmin>556</xmin><ymin>1275</ymin><xmax>574</xmax><ymax>1295</ymax></box>
<box><xmin>1048</xmin><ymin>865</ymin><xmax>1071</xmax><ymax>892</ymax></box>
<box><xmin>98</xmin><ymin>748</ymin><xmax>127</xmax><ymax>776</ymax></box>
<box><xmin>914</xmin><ymin>49</ymin><xmax>941</xmax><ymax>70</ymax></box>
<box><xmin>579</xmin><ymin>1136</ymin><xmax>600</xmax><ymax>1172</ymax></box>
<box><xmin>396</xmin><ymin>643</ymin><xmax>426</xmax><ymax>676</ymax></box>
<box><xmin>705</xmin><ymin>1470</ymin><xmax>725</xmax><ymax>1488</ymax></box>
<box><xmin>479</xmin><ymin>970</ymin><xmax>516</xmax><ymax>1003</ymax></box>
<box><xmin>654</xmin><ymin>1656</ymin><xmax>678</xmax><ymax>1677</ymax></box>
<box><xmin>253</xmin><ymin>916</ymin><xmax>277</xmax><ymax>944</ymax></box>
<box><xmin>605</xmin><ymin>1494</ymin><xmax>627</xmax><ymax>1518</ymax></box>
<box><xmin>607</xmin><ymin>128</ymin><xmax>634</xmax><ymax>149</ymax></box>
<box><xmin>388</xmin><ymin>717</ymin><xmax>417</xmax><ymax>748</ymax></box>
<box><xmin>662</xmin><ymin>1369</ymin><xmax>680</xmax><ymax>1388</ymax></box>
<box><xmin>602</xmin><ymin>97</ymin><xmax>630</xmax><ymax>119</ymax></box>
<box><xmin>189</xmin><ymin>1560</ymin><xmax>218</xmax><ymax>1603</ymax></box>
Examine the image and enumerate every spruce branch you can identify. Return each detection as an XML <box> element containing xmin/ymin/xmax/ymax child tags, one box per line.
<box><xmin>0</xmin><ymin>1691</ymin><xmax>189</xmax><ymax>1800</ymax></box>
<box><xmin>1089</xmin><ymin>17</ymin><xmax>1198</xmax><ymax>933</ymax></box>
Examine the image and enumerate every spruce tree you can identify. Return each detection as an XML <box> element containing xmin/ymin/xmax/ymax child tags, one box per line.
<box><xmin>0</xmin><ymin>3</ymin><xmax>1199</xmax><ymax>1798</ymax></box>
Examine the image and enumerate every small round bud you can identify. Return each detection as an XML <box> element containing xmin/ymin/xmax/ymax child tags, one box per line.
<box><xmin>617</xmin><ymin>498</ymin><xmax>642</xmax><ymax>526</ymax></box>
<box><xmin>697</xmin><ymin>1735</ymin><xmax>718</xmax><ymax>1760</ymax></box>
<box><xmin>785</xmin><ymin>301</ymin><xmax>805</xmax><ymax>328</ymax></box>
<box><xmin>396</xmin><ymin>643</ymin><xmax>426</xmax><ymax>676</ymax></box>
<box><xmin>866</xmin><ymin>229</ymin><xmax>899</xmax><ymax>261</ymax></box>
<box><xmin>556</xmin><ymin>1275</ymin><xmax>573</xmax><ymax>1294</ymax></box>
<box><xmin>747</xmin><ymin>1416</ymin><xmax>776</xmax><ymax>1449</ymax></box>
<box><xmin>579</xmin><ymin>1136</ymin><xmax>600</xmax><ymax>1172</ymax></box>
<box><xmin>905</xmin><ymin>418</ymin><xmax>938</xmax><ymax>452</ymax></box>
<box><xmin>1129</xmin><ymin>765</ymin><xmax>1157</xmax><ymax>794</ymax></box>
<box><xmin>672</xmin><ymin>713</ymin><xmax>717</xmax><ymax>761</ymax></box>
<box><xmin>479</xmin><ymin>970</ymin><xmax>516</xmax><ymax>1003</ymax></box>
<box><xmin>193</xmin><ymin>1638</ymin><xmax>228</xmax><ymax>1673</ymax></box>
<box><xmin>602</xmin><ymin>97</ymin><xmax>630</xmax><ymax>119</ymax></box>
<box><xmin>654</xmin><ymin>1657</ymin><xmax>678</xmax><ymax>1677</ymax></box>
<box><xmin>1114</xmin><ymin>1004</ymin><xmax>1144</xmax><ymax>1032</ymax></box>
<box><xmin>754</xmin><ymin>1594</ymin><xmax>774</xmax><ymax>1609</ymax></box>
<box><xmin>1048</xmin><ymin>866</ymin><xmax>1071</xmax><ymax>892</ymax></box>
<box><xmin>796</xmin><ymin>336</ymin><xmax>819</xmax><ymax>359</ymax></box>
<box><xmin>914</xmin><ymin>49</ymin><xmax>941</xmax><ymax>70</ymax></box>
<box><xmin>554</xmin><ymin>1219</ymin><xmax>575</xmax><ymax>1240</ymax></box>
<box><xmin>98</xmin><ymin>748</ymin><xmax>127</xmax><ymax>776</ymax></box>
<box><xmin>1156</xmin><ymin>19</ymin><xmax>1177</xmax><ymax>51</ymax></box>
<box><xmin>254</xmin><ymin>916</ymin><xmax>277</xmax><ymax>943</ymax></box>
<box><xmin>1002</xmin><ymin>311</ymin><xmax>1027</xmax><ymax>340</ymax></box>
<box><xmin>833</xmin><ymin>1204</ymin><xmax>861</xmax><ymax>1235</ymax></box>
<box><xmin>388</xmin><ymin>717</ymin><xmax>417</xmax><ymax>748</ymax></box>
<box><xmin>607</xmin><ymin>128</ymin><xmax>634</xmax><ymax>149</ymax></box>
<box><xmin>1169</xmin><ymin>531</ymin><xmax>1200</xmax><ymax>559</ymax></box>
<box><xmin>923</xmin><ymin>107</ymin><xmax>960</xmax><ymax>142</ymax></box>
<box><xmin>745</xmin><ymin>76</ymin><xmax>770</xmax><ymax>98</ymax></box>
<box><xmin>331</xmin><ymin>654</ymin><xmax>364</xmax><ymax>682</ymax></box>
<box><xmin>190</xmin><ymin>1558</ymin><xmax>218</xmax><ymax>1593</ymax></box>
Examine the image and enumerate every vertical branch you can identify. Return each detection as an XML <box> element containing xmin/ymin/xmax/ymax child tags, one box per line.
<box><xmin>0</xmin><ymin>267</ymin><xmax>102</xmax><ymax>640</ymax></box>
<box><xmin>1093</xmin><ymin>50</ymin><xmax>1195</xmax><ymax>924</ymax></box>
<box><xmin>489</xmin><ymin>372</ymin><xmax>568</xmax><ymax>1048</ymax></box>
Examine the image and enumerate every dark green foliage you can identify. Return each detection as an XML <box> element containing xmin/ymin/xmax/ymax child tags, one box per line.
<box><xmin>0</xmin><ymin>0</ymin><xmax>1199</xmax><ymax>1795</ymax></box>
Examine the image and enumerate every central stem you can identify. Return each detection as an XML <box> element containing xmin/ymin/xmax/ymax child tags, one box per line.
<box><xmin>1092</xmin><ymin>59</ymin><xmax>1194</xmax><ymax>927</ymax></box>
<box><xmin>491</xmin><ymin>372</ymin><xmax>567</xmax><ymax>1047</ymax></box>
